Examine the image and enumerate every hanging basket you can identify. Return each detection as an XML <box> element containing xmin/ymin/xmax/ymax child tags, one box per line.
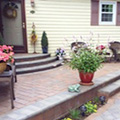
<box><xmin>0</xmin><ymin>62</ymin><xmax>7</xmax><ymax>74</ymax></box>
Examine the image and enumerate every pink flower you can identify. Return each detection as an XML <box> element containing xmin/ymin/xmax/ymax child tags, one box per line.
<box><xmin>9</xmin><ymin>52</ymin><xmax>14</xmax><ymax>56</ymax></box>
<box><xmin>8</xmin><ymin>46</ymin><xmax>13</xmax><ymax>51</ymax></box>
<box><xmin>2</xmin><ymin>45</ymin><xmax>8</xmax><ymax>50</ymax></box>
<box><xmin>96</xmin><ymin>45</ymin><xmax>105</xmax><ymax>50</ymax></box>
<box><xmin>0</xmin><ymin>45</ymin><xmax>14</xmax><ymax>63</ymax></box>
<box><xmin>11</xmin><ymin>59</ymin><xmax>14</xmax><ymax>63</ymax></box>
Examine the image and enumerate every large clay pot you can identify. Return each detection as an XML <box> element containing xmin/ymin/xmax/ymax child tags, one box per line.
<box><xmin>79</xmin><ymin>72</ymin><xmax>94</xmax><ymax>86</ymax></box>
<box><xmin>0</xmin><ymin>62</ymin><xmax>7</xmax><ymax>74</ymax></box>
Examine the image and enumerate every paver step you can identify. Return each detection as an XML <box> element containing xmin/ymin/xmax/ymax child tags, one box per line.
<box><xmin>98</xmin><ymin>79</ymin><xmax>120</xmax><ymax>98</ymax></box>
<box><xmin>14</xmin><ymin>54</ymin><xmax>50</xmax><ymax>62</ymax></box>
<box><xmin>16</xmin><ymin>60</ymin><xmax>63</xmax><ymax>74</ymax></box>
<box><xmin>15</xmin><ymin>56</ymin><xmax>57</xmax><ymax>68</ymax></box>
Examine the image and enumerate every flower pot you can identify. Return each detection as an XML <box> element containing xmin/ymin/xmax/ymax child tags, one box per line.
<box><xmin>79</xmin><ymin>72</ymin><xmax>94</xmax><ymax>86</ymax></box>
<box><xmin>42</xmin><ymin>46</ymin><xmax>48</xmax><ymax>53</ymax></box>
<box><xmin>0</xmin><ymin>62</ymin><xmax>7</xmax><ymax>74</ymax></box>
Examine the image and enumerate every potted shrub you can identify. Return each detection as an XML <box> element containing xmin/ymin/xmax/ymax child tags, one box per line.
<box><xmin>69</xmin><ymin>47</ymin><xmax>104</xmax><ymax>86</ymax></box>
<box><xmin>41</xmin><ymin>31</ymin><xmax>48</xmax><ymax>53</ymax></box>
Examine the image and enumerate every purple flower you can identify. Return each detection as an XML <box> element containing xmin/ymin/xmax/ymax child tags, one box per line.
<box><xmin>55</xmin><ymin>48</ymin><xmax>65</xmax><ymax>56</ymax></box>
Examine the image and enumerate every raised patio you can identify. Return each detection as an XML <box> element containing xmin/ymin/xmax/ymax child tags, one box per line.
<box><xmin>0</xmin><ymin>62</ymin><xmax>120</xmax><ymax>119</ymax></box>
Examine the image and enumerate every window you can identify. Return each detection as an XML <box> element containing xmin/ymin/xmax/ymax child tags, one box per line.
<box><xmin>99</xmin><ymin>1</ymin><xmax>117</xmax><ymax>25</ymax></box>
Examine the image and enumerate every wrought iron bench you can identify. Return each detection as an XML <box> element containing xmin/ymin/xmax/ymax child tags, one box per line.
<box><xmin>109</xmin><ymin>41</ymin><xmax>120</xmax><ymax>61</ymax></box>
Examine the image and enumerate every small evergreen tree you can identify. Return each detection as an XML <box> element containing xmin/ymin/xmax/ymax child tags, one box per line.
<box><xmin>41</xmin><ymin>31</ymin><xmax>48</xmax><ymax>53</ymax></box>
<box><xmin>41</xmin><ymin>31</ymin><xmax>48</xmax><ymax>47</ymax></box>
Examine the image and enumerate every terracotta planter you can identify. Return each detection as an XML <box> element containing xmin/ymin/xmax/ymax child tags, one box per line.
<box><xmin>79</xmin><ymin>72</ymin><xmax>94</xmax><ymax>86</ymax></box>
<box><xmin>0</xmin><ymin>62</ymin><xmax>7</xmax><ymax>74</ymax></box>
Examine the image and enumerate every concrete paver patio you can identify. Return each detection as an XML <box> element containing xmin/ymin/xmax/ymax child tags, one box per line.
<box><xmin>0</xmin><ymin>62</ymin><xmax>120</xmax><ymax>116</ymax></box>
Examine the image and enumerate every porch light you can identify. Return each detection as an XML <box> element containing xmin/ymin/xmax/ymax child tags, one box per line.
<box><xmin>31</xmin><ymin>0</ymin><xmax>35</xmax><ymax>7</ymax></box>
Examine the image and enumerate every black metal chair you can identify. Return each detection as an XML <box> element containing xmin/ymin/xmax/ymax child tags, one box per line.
<box><xmin>8</xmin><ymin>61</ymin><xmax>17</xmax><ymax>83</ymax></box>
<box><xmin>13</xmin><ymin>61</ymin><xmax>17</xmax><ymax>83</ymax></box>
<box><xmin>109</xmin><ymin>41</ymin><xmax>120</xmax><ymax>61</ymax></box>
<box><xmin>0</xmin><ymin>64</ymin><xmax>15</xmax><ymax>109</ymax></box>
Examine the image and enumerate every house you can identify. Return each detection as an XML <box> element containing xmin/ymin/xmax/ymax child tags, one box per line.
<box><xmin>0</xmin><ymin>0</ymin><xmax>120</xmax><ymax>54</ymax></box>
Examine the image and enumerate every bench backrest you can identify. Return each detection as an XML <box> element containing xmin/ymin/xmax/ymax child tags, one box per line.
<box><xmin>109</xmin><ymin>41</ymin><xmax>120</xmax><ymax>51</ymax></box>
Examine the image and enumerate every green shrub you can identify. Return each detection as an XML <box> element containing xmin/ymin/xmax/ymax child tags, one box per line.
<box><xmin>93</xmin><ymin>97</ymin><xmax>100</xmax><ymax>104</ymax></box>
<box><xmin>69</xmin><ymin>48</ymin><xmax>104</xmax><ymax>73</ymax></box>
<box><xmin>41</xmin><ymin>31</ymin><xmax>48</xmax><ymax>47</ymax></box>
<box><xmin>85</xmin><ymin>101</ymin><xmax>97</xmax><ymax>114</ymax></box>
<box><xmin>69</xmin><ymin>109</ymin><xmax>80</xmax><ymax>119</ymax></box>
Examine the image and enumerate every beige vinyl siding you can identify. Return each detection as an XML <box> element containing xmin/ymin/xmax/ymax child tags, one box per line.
<box><xmin>25</xmin><ymin>0</ymin><xmax>120</xmax><ymax>54</ymax></box>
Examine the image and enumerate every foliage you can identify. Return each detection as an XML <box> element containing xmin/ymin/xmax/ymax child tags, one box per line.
<box><xmin>61</xmin><ymin>96</ymin><xmax>106</xmax><ymax>120</ymax></box>
<box><xmin>93</xmin><ymin>97</ymin><xmax>100</xmax><ymax>104</ymax></box>
<box><xmin>85</xmin><ymin>101</ymin><xmax>97</xmax><ymax>114</ymax></box>
<box><xmin>69</xmin><ymin>109</ymin><xmax>80</xmax><ymax>119</ymax></box>
<box><xmin>69</xmin><ymin>48</ymin><xmax>104</xmax><ymax>73</ymax></box>
<box><xmin>0</xmin><ymin>45</ymin><xmax>14</xmax><ymax>63</ymax></box>
<box><xmin>41</xmin><ymin>31</ymin><xmax>48</xmax><ymax>47</ymax></box>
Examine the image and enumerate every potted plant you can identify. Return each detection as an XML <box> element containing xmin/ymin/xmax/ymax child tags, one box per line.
<box><xmin>69</xmin><ymin>47</ymin><xmax>104</xmax><ymax>86</ymax></box>
<box><xmin>55</xmin><ymin>48</ymin><xmax>66</xmax><ymax>60</ymax></box>
<box><xmin>41</xmin><ymin>31</ymin><xmax>48</xmax><ymax>53</ymax></box>
<box><xmin>0</xmin><ymin>45</ymin><xmax>14</xmax><ymax>73</ymax></box>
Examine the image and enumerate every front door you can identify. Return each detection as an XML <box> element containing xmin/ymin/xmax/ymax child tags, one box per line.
<box><xmin>0</xmin><ymin>0</ymin><xmax>27</xmax><ymax>53</ymax></box>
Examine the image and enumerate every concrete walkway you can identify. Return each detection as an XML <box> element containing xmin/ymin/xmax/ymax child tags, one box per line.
<box><xmin>0</xmin><ymin>63</ymin><xmax>120</xmax><ymax>116</ymax></box>
<box><xmin>85</xmin><ymin>92</ymin><xmax>120</xmax><ymax>120</ymax></box>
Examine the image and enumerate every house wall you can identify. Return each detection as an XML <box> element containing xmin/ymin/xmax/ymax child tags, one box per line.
<box><xmin>25</xmin><ymin>0</ymin><xmax>120</xmax><ymax>55</ymax></box>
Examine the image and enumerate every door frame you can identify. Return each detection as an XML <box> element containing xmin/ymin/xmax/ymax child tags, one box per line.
<box><xmin>0</xmin><ymin>1</ymin><xmax>3</xmax><ymax>36</ymax></box>
<box><xmin>0</xmin><ymin>0</ymin><xmax>28</xmax><ymax>53</ymax></box>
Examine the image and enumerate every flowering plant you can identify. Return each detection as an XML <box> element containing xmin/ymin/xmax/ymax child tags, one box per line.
<box><xmin>55</xmin><ymin>48</ymin><xmax>66</xmax><ymax>60</ymax></box>
<box><xmin>0</xmin><ymin>45</ymin><xmax>14</xmax><ymax>63</ymax></box>
<box><xmin>55</xmin><ymin>48</ymin><xmax>65</xmax><ymax>56</ymax></box>
<box><xmin>96</xmin><ymin>45</ymin><xmax>106</xmax><ymax>51</ymax></box>
<box><xmin>96</xmin><ymin>45</ymin><xmax>107</xmax><ymax>55</ymax></box>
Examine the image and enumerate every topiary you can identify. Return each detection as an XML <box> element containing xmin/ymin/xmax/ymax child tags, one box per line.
<box><xmin>41</xmin><ymin>31</ymin><xmax>48</xmax><ymax>47</ymax></box>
